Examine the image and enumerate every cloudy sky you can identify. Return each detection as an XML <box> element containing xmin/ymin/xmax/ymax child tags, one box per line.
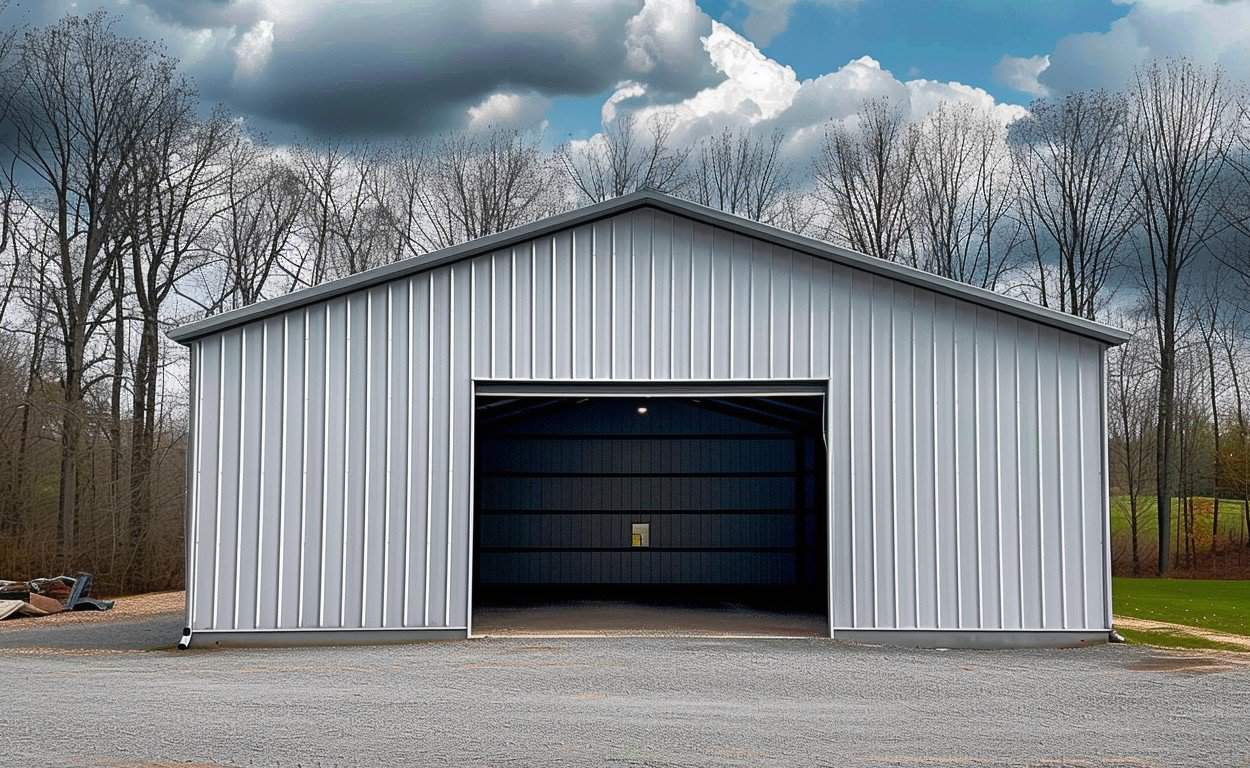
<box><xmin>5</xmin><ymin>0</ymin><xmax>1249</xmax><ymax>149</ymax></box>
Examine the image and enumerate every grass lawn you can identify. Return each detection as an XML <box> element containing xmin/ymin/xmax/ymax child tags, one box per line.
<box><xmin>1113</xmin><ymin>577</ymin><xmax>1250</xmax><ymax>636</ymax></box>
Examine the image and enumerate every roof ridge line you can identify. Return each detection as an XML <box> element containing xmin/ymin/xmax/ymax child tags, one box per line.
<box><xmin>169</xmin><ymin>189</ymin><xmax>1129</xmax><ymax>346</ymax></box>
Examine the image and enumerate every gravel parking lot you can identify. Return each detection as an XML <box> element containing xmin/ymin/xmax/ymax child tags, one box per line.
<box><xmin>2</xmin><ymin>611</ymin><xmax>1248</xmax><ymax>767</ymax></box>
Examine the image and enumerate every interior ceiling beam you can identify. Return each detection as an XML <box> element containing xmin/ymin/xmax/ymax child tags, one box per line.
<box><xmin>476</xmin><ymin>393</ymin><xmax>825</xmax><ymax>433</ymax></box>
<box><xmin>477</xmin><ymin>398</ymin><xmax>577</xmax><ymax>427</ymax></box>
<box><xmin>475</xmin><ymin>397</ymin><xmax>524</xmax><ymax>412</ymax></box>
<box><xmin>690</xmin><ymin>398</ymin><xmax>817</xmax><ymax>432</ymax></box>
<box><xmin>750</xmin><ymin>396</ymin><xmax>824</xmax><ymax>419</ymax></box>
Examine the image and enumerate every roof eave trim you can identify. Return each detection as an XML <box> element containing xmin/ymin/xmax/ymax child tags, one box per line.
<box><xmin>650</xmin><ymin>194</ymin><xmax>1133</xmax><ymax>346</ymax></box>
<box><xmin>167</xmin><ymin>190</ymin><xmax>658</xmax><ymax>344</ymax></box>
<box><xmin>169</xmin><ymin>189</ymin><xmax>1132</xmax><ymax>346</ymax></box>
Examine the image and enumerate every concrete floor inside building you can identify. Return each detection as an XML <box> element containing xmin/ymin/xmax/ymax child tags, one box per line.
<box><xmin>472</xmin><ymin>597</ymin><xmax>829</xmax><ymax>637</ymax></box>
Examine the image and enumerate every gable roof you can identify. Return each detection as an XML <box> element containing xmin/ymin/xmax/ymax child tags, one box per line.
<box><xmin>169</xmin><ymin>189</ymin><xmax>1131</xmax><ymax>345</ymax></box>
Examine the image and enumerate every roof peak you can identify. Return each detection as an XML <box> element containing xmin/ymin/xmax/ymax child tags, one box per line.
<box><xmin>170</xmin><ymin>190</ymin><xmax>1129</xmax><ymax>346</ymax></box>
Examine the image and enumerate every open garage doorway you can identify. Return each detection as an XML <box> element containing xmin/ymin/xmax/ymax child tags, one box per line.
<box><xmin>470</xmin><ymin>387</ymin><xmax>829</xmax><ymax>637</ymax></box>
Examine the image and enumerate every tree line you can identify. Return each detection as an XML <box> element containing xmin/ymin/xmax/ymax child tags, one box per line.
<box><xmin>0</xmin><ymin>11</ymin><xmax>1248</xmax><ymax>592</ymax></box>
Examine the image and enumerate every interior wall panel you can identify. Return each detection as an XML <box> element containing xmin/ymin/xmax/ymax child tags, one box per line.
<box><xmin>186</xmin><ymin>205</ymin><xmax>1113</xmax><ymax>635</ymax></box>
<box><xmin>475</xmin><ymin>399</ymin><xmax>825</xmax><ymax>588</ymax></box>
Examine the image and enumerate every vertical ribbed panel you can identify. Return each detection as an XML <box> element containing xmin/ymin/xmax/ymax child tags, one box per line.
<box><xmin>187</xmin><ymin>206</ymin><xmax>1111</xmax><ymax>633</ymax></box>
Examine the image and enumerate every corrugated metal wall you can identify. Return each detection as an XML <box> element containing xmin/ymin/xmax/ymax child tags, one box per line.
<box><xmin>186</xmin><ymin>205</ymin><xmax>1110</xmax><ymax>635</ymax></box>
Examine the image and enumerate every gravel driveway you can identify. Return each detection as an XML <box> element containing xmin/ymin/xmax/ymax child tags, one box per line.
<box><xmin>1</xmin><ymin>611</ymin><xmax>1247</xmax><ymax>767</ymax></box>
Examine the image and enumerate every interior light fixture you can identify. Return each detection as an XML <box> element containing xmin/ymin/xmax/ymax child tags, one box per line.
<box><xmin>636</xmin><ymin>405</ymin><xmax>648</xmax><ymax>415</ymax></box>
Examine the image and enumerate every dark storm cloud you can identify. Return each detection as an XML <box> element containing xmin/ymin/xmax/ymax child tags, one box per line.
<box><xmin>1</xmin><ymin>0</ymin><xmax>724</xmax><ymax>138</ymax></box>
<box><xmin>228</xmin><ymin>1</ymin><xmax>722</xmax><ymax>136</ymax></box>
<box><xmin>232</xmin><ymin>2</ymin><xmax>638</xmax><ymax>135</ymax></box>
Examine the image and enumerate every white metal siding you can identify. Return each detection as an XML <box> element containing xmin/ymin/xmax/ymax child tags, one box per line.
<box><xmin>187</xmin><ymin>206</ymin><xmax>1110</xmax><ymax>634</ymax></box>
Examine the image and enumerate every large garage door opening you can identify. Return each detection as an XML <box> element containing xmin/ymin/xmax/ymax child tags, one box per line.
<box><xmin>471</xmin><ymin>392</ymin><xmax>828</xmax><ymax>637</ymax></box>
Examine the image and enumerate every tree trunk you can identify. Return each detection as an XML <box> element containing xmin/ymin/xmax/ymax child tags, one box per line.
<box><xmin>8</xmin><ymin>395</ymin><xmax>32</xmax><ymax>533</ymax></box>
<box><xmin>129</xmin><ymin>312</ymin><xmax>159</xmax><ymax>588</ymax></box>
<box><xmin>12</xmin><ymin>278</ymin><xmax>48</xmax><ymax>535</ymax></box>
<box><xmin>1212</xmin><ymin>498</ymin><xmax>1221</xmax><ymax>555</ymax></box>
<box><xmin>1223</xmin><ymin>335</ymin><xmax>1249</xmax><ymax>549</ymax></box>
<box><xmin>1203</xmin><ymin>329</ymin><xmax>1222</xmax><ymax>555</ymax></box>
<box><xmin>4</xmin><ymin>340</ymin><xmax>39</xmax><ymax>536</ymax></box>
<box><xmin>111</xmin><ymin>256</ymin><xmax>126</xmax><ymax>579</ymax></box>
<box><xmin>57</xmin><ymin>348</ymin><xmax>82</xmax><ymax>565</ymax></box>
<box><xmin>1156</xmin><ymin>341</ymin><xmax>1175</xmax><ymax>574</ymax></box>
<box><xmin>1129</xmin><ymin>494</ymin><xmax>1140</xmax><ymax>575</ymax></box>
<box><xmin>1188</xmin><ymin>496</ymin><xmax>1196</xmax><ymax>567</ymax></box>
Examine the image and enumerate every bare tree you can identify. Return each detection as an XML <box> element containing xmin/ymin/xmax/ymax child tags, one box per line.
<box><xmin>814</xmin><ymin>99</ymin><xmax>916</xmax><ymax>262</ymax></box>
<box><xmin>194</xmin><ymin>137</ymin><xmax>304</xmax><ymax>312</ymax></box>
<box><xmin>0</xmin><ymin>224</ymin><xmax>53</xmax><ymax>536</ymax></box>
<box><xmin>5</xmin><ymin>12</ymin><xmax>186</xmax><ymax>559</ymax></box>
<box><xmin>1010</xmin><ymin>91</ymin><xmax>1135</xmax><ymax>320</ymax></box>
<box><xmin>1108</xmin><ymin>317</ymin><xmax>1157</xmax><ymax>574</ymax></box>
<box><xmin>910</xmin><ymin>104</ymin><xmax>1021</xmax><ymax>289</ymax></box>
<box><xmin>1218</xmin><ymin>316</ymin><xmax>1250</xmax><ymax>546</ymax></box>
<box><xmin>686</xmin><ymin>127</ymin><xmax>790</xmax><ymax>223</ymax></box>
<box><xmin>0</xmin><ymin>8</ymin><xmax>21</xmax><ymax>263</ymax></box>
<box><xmin>1129</xmin><ymin>59</ymin><xmax>1234</xmax><ymax>574</ymax></box>
<box><xmin>372</xmin><ymin>139</ymin><xmax>427</xmax><ymax>261</ymax></box>
<box><xmin>292</xmin><ymin>140</ymin><xmax>394</xmax><ymax>285</ymax></box>
<box><xmin>292</xmin><ymin>140</ymin><xmax>349</xmax><ymax>287</ymax></box>
<box><xmin>1172</xmin><ymin>344</ymin><xmax>1210</xmax><ymax>568</ymax></box>
<box><xmin>1221</xmin><ymin>96</ymin><xmax>1250</xmax><ymax>291</ymax></box>
<box><xmin>557</xmin><ymin>112</ymin><xmax>688</xmax><ymax>203</ymax></box>
<box><xmin>122</xmin><ymin>105</ymin><xmax>232</xmax><ymax>575</ymax></box>
<box><xmin>388</xmin><ymin>128</ymin><xmax>558</xmax><ymax>255</ymax></box>
<box><xmin>1195</xmin><ymin>280</ymin><xmax>1230</xmax><ymax>554</ymax></box>
<box><xmin>773</xmin><ymin>190</ymin><xmax>821</xmax><ymax>238</ymax></box>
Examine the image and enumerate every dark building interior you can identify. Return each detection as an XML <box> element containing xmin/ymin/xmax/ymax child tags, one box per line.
<box><xmin>472</xmin><ymin>394</ymin><xmax>828</xmax><ymax>635</ymax></box>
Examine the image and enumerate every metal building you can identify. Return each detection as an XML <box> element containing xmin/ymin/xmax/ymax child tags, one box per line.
<box><xmin>171</xmin><ymin>189</ymin><xmax>1130</xmax><ymax>649</ymax></box>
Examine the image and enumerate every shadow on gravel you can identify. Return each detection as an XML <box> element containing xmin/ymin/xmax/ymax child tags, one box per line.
<box><xmin>0</xmin><ymin>613</ymin><xmax>183</xmax><ymax>652</ymax></box>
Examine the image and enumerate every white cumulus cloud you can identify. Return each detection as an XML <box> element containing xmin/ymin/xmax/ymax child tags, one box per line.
<box><xmin>467</xmin><ymin>92</ymin><xmax>552</xmax><ymax>132</ymax></box>
<box><xmin>597</xmin><ymin>22</ymin><xmax>1027</xmax><ymax>164</ymax></box>
<box><xmin>1006</xmin><ymin>0</ymin><xmax>1250</xmax><ymax>96</ymax></box>
<box><xmin>993</xmin><ymin>54</ymin><xmax>1050</xmax><ymax>98</ymax></box>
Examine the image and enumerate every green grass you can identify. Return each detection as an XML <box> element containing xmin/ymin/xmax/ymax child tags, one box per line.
<box><xmin>1117</xmin><ymin>627</ymin><xmax>1249</xmax><ymax>653</ymax></box>
<box><xmin>1113</xmin><ymin>577</ymin><xmax>1250</xmax><ymax>636</ymax></box>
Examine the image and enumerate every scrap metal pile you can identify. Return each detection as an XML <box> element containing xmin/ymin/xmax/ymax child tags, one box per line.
<box><xmin>0</xmin><ymin>573</ymin><xmax>115</xmax><ymax>620</ymax></box>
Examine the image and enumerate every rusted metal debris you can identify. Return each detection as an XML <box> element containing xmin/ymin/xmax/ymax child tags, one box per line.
<box><xmin>0</xmin><ymin>573</ymin><xmax>115</xmax><ymax>621</ymax></box>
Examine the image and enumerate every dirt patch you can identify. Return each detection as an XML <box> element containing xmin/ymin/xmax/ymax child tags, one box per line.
<box><xmin>0</xmin><ymin>590</ymin><xmax>182</xmax><ymax>632</ymax></box>
<box><xmin>1114</xmin><ymin>614</ymin><xmax>1250</xmax><ymax>651</ymax></box>
<box><xmin>868</xmin><ymin>759</ymin><xmax>1158</xmax><ymax>767</ymax></box>
<box><xmin>1126</xmin><ymin>652</ymin><xmax>1249</xmax><ymax>674</ymax></box>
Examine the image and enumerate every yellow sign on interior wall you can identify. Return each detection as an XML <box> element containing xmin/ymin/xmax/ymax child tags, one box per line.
<box><xmin>631</xmin><ymin>523</ymin><xmax>650</xmax><ymax>547</ymax></box>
